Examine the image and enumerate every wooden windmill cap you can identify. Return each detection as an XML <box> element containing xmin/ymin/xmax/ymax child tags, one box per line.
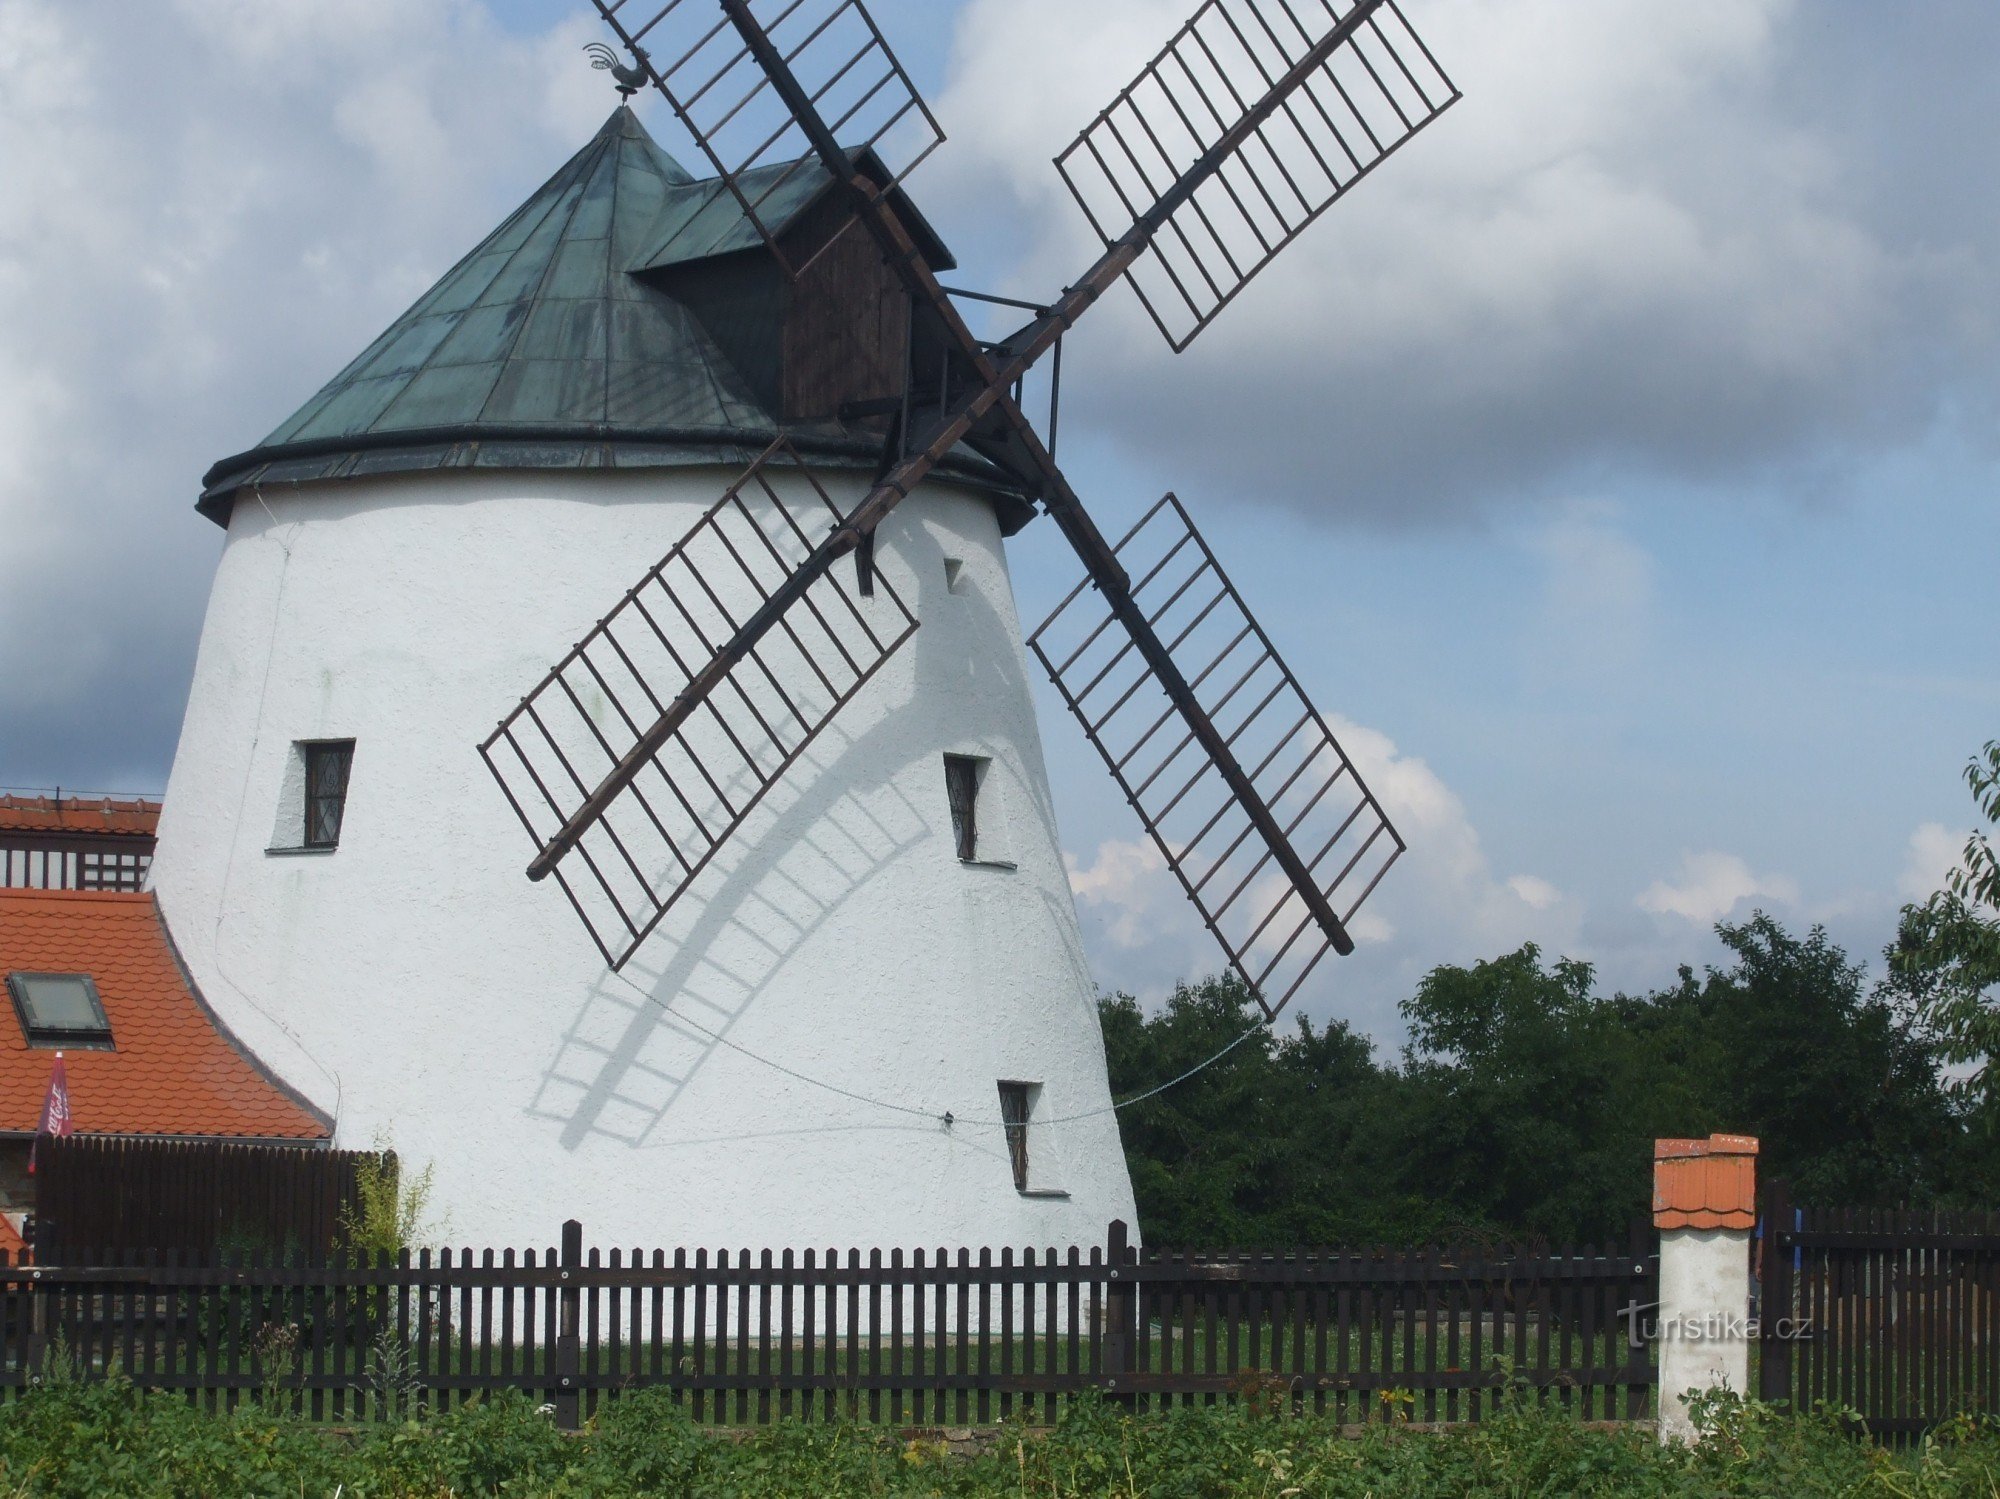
<box><xmin>1653</xmin><ymin>1134</ymin><xmax>1758</xmax><ymax>1231</ymax></box>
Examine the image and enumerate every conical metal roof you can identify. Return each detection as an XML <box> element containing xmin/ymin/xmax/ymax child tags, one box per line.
<box><xmin>199</xmin><ymin>108</ymin><xmax>1015</xmax><ymax>526</ymax></box>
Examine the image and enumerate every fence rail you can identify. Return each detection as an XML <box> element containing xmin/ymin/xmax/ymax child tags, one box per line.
<box><xmin>0</xmin><ymin>1221</ymin><xmax>1656</xmax><ymax>1429</ymax></box>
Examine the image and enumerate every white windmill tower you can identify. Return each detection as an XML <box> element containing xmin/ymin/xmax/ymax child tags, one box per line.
<box><xmin>149</xmin><ymin>0</ymin><xmax>1454</xmax><ymax>1252</ymax></box>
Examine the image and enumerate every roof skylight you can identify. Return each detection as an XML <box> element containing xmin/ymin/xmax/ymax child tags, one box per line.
<box><xmin>6</xmin><ymin>972</ymin><xmax>113</xmax><ymax>1050</ymax></box>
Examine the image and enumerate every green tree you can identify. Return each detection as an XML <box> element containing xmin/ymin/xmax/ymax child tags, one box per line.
<box><xmin>1391</xmin><ymin>945</ymin><xmax>1665</xmax><ymax>1244</ymax></box>
<box><xmin>1663</xmin><ymin>916</ymin><xmax>1956</xmax><ymax>1204</ymax></box>
<box><xmin>1102</xmin><ymin>975</ymin><xmax>1406</xmax><ymax>1246</ymax></box>
<box><xmin>1892</xmin><ymin>740</ymin><xmax>2000</xmax><ymax>1106</ymax></box>
<box><xmin>1106</xmin><ymin>914</ymin><xmax>1966</xmax><ymax>1247</ymax></box>
<box><xmin>1395</xmin><ymin>920</ymin><xmax>1956</xmax><ymax>1227</ymax></box>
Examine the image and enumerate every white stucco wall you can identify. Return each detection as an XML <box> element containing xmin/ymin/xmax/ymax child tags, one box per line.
<box><xmin>1656</xmin><ymin>1226</ymin><xmax>1751</xmax><ymax>1443</ymax></box>
<box><xmin>149</xmin><ymin>466</ymin><xmax>1138</xmax><ymax>1254</ymax></box>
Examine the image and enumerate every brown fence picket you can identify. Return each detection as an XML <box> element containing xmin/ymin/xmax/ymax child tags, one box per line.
<box><xmin>1800</xmin><ymin>1205</ymin><xmax>1818</xmax><ymax>1412</ymax></box>
<box><xmin>952</xmin><ymin>1244</ymin><xmax>968</xmax><ymax>1424</ymax></box>
<box><xmin>691</xmin><ymin>1248</ymin><xmax>708</xmax><ymax>1424</ymax></box>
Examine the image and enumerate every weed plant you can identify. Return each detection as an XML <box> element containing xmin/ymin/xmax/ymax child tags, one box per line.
<box><xmin>0</xmin><ymin>1376</ymin><xmax>1996</xmax><ymax>1497</ymax></box>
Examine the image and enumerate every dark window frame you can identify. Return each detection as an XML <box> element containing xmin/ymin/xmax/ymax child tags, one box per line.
<box><xmin>7</xmin><ymin>971</ymin><xmax>114</xmax><ymax>1050</ymax></box>
<box><xmin>944</xmin><ymin>755</ymin><xmax>981</xmax><ymax>862</ymax></box>
<box><xmin>997</xmin><ymin>1081</ymin><xmax>1032</xmax><ymax>1192</ymax></box>
<box><xmin>303</xmin><ymin>740</ymin><xmax>356</xmax><ymax>850</ymax></box>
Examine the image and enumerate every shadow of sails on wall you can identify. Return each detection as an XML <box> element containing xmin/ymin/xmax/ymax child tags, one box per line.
<box><xmin>0</xmin><ymin>794</ymin><xmax>161</xmax><ymax>892</ymax></box>
<box><xmin>632</xmin><ymin>153</ymin><xmax>955</xmax><ymax>425</ymax></box>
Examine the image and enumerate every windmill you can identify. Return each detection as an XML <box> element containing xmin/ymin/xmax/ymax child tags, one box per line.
<box><xmin>483</xmin><ymin>0</ymin><xmax>1458</xmax><ymax>1022</ymax></box>
<box><xmin>146</xmin><ymin>0</ymin><xmax>1459</xmax><ymax>1253</ymax></box>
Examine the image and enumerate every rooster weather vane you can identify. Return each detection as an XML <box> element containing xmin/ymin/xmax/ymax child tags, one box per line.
<box><xmin>584</xmin><ymin>41</ymin><xmax>648</xmax><ymax>98</ymax></box>
<box><xmin>494</xmin><ymin>0</ymin><xmax>1460</xmax><ymax>1022</ymax></box>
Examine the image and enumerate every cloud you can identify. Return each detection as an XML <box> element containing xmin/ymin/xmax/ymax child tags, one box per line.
<box><xmin>1065</xmin><ymin>838</ymin><xmax>1173</xmax><ymax>952</ymax></box>
<box><xmin>1507</xmin><ymin>875</ymin><xmax>1562</xmax><ymax>911</ymax></box>
<box><xmin>1335</xmin><ymin>718</ymin><xmax>1579</xmax><ymax>955</ymax></box>
<box><xmin>1</xmin><ymin>0</ymin><xmax>1978</xmax><ymax>1057</ymax></box>
<box><xmin>1899</xmin><ymin>822</ymin><xmax>1961</xmax><ymax>903</ymax></box>
<box><xmin>1066</xmin><ymin>715</ymin><xmax>1576</xmax><ymax>1038</ymax></box>
<box><xmin>1637</xmin><ymin>850</ymin><xmax>1799</xmax><ymax>925</ymax></box>
<box><xmin>932</xmin><ymin>0</ymin><xmax>2000</xmax><ymax>522</ymax></box>
<box><xmin>1533</xmin><ymin>505</ymin><xmax>1654</xmax><ymax>615</ymax></box>
<box><xmin>0</xmin><ymin>0</ymin><xmax>607</xmax><ymax>787</ymax></box>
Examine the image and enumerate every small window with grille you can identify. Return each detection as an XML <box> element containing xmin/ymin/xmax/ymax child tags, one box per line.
<box><xmin>997</xmin><ymin>1081</ymin><xmax>1032</xmax><ymax>1193</ymax></box>
<box><xmin>7</xmin><ymin>972</ymin><xmax>113</xmax><ymax>1050</ymax></box>
<box><xmin>303</xmin><ymin>741</ymin><xmax>355</xmax><ymax>850</ymax></box>
<box><xmin>943</xmin><ymin>755</ymin><xmax>982</xmax><ymax>862</ymax></box>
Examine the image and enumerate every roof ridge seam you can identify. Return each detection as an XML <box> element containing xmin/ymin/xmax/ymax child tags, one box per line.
<box><xmin>275</xmin><ymin>156</ymin><xmax>585</xmax><ymax>442</ymax></box>
<box><xmin>603</xmin><ymin>123</ymin><xmax>626</xmax><ymax>424</ymax></box>
<box><xmin>470</xmin><ymin>132</ymin><xmax>615</xmax><ymax>427</ymax></box>
<box><xmin>371</xmin><ymin>137</ymin><xmax>600</xmax><ymax>435</ymax></box>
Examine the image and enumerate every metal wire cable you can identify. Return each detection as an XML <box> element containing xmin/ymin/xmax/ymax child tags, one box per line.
<box><xmin>608</xmin><ymin>969</ymin><xmax>1268</xmax><ymax>1129</ymax></box>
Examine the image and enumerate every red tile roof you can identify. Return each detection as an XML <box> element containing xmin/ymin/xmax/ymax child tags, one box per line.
<box><xmin>0</xmin><ymin>795</ymin><xmax>160</xmax><ymax>839</ymax></box>
<box><xmin>1653</xmin><ymin>1134</ymin><xmax>1759</xmax><ymax>1231</ymax></box>
<box><xmin>0</xmin><ymin>890</ymin><xmax>326</xmax><ymax>1141</ymax></box>
<box><xmin>0</xmin><ymin>1216</ymin><xmax>24</xmax><ymax>1261</ymax></box>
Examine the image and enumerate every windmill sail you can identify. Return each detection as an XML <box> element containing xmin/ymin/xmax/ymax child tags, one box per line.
<box><xmin>480</xmin><ymin>440</ymin><xmax>918</xmax><ymax>970</ymax></box>
<box><xmin>1056</xmin><ymin>0</ymin><xmax>1458</xmax><ymax>350</ymax></box>
<box><xmin>526</xmin><ymin>0</ymin><xmax>1448</xmax><ymax>983</ymax></box>
<box><xmin>585</xmin><ymin>0</ymin><xmax>944</xmax><ymax>279</ymax></box>
<box><xmin>1030</xmin><ymin>494</ymin><xmax>1402</xmax><ymax>1018</ymax></box>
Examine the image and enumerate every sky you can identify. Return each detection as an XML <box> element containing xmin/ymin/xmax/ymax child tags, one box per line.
<box><xmin>2</xmin><ymin>0</ymin><xmax>1996</xmax><ymax>1048</ymax></box>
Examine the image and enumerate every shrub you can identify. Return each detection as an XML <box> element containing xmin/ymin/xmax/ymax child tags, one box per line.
<box><xmin>1</xmin><ymin>1378</ymin><xmax>1998</xmax><ymax>1497</ymax></box>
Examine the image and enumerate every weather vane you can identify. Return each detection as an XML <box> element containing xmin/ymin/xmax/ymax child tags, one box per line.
<box><xmin>583</xmin><ymin>41</ymin><xmax>646</xmax><ymax>99</ymax></box>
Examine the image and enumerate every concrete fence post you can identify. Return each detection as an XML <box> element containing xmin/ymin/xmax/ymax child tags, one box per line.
<box><xmin>1653</xmin><ymin>1133</ymin><xmax>1758</xmax><ymax>1444</ymax></box>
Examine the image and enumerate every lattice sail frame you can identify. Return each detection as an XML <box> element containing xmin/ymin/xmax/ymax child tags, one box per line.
<box><xmin>480</xmin><ymin>440</ymin><xmax>919</xmax><ymax>971</ymax></box>
<box><xmin>588</xmin><ymin>0</ymin><xmax>945</xmax><ymax>278</ymax></box>
<box><xmin>1029</xmin><ymin>495</ymin><xmax>1404</xmax><ymax>1018</ymax></box>
<box><xmin>1056</xmin><ymin>0</ymin><xmax>1457</xmax><ymax>350</ymax></box>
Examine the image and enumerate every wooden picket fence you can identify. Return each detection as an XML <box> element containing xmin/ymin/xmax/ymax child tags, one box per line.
<box><xmin>1759</xmin><ymin>1184</ymin><xmax>2000</xmax><ymax>1437</ymax></box>
<box><xmin>0</xmin><ymin>1222</ymin><xmax>1657</xmax><ymax>1429</ymax></box>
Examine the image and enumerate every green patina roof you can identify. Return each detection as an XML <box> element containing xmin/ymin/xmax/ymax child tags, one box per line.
<box><xmin>634</xmin><ymin>157</ymin><xmax>834</xmax><ymax>271</ymax></box>
<box><xmin>200</xmin><ymin>108</ymin><xmax>1012</xmax><ymax>526</ymax></box>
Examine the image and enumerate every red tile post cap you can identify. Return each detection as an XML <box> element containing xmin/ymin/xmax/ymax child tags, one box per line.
<box><xmin>1653</xmin><ymin>1133</ymin><xmax>1758</xmax><ymax>1231</ymax></box>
